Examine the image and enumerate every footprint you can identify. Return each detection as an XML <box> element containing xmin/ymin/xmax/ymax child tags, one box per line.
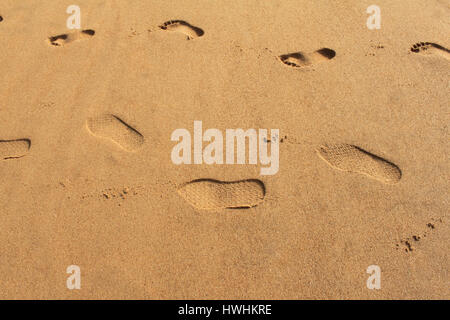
<box><xmin>159</xmin><ymin>20</ymin><xmax>204</xmax><ymax>40</ymax></box>
<box><xmin>279</xmin><ymin>48</ymin><xmax>336</xmax><ymax>68</ymax></box>
<box><xmin>317</xmin><ymin>144</ymin><xmax>401</xmax><ymax>184</ymax></box>
<box><xmin>0</xmin><ymin>139</ymin><xmax>31</xmax><ymax>160</ymax></box>
<box><xmin>48</xmin><ymin>29</ymin><xmax>95</xmax><ymax>47</ymax></box>
<box><xmin>410</xmin><ymin>42</ymin><xmax>450</xmax><ymax>60</ymax></box>
<box><xmin>86</xmin><ymin>114</ymin><xmax>144</xmax><ymax>152</ymax></box>
<box><xmin>178</xmin><ymin>179</ymin><xmax>265</xmax><ymax>210</ymax></box>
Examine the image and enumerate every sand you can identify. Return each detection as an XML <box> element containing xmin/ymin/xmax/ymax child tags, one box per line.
<box><xmin>0</xmin><ymin>0</ymin><xmax>448</xmax><ymax>299</ymax></box>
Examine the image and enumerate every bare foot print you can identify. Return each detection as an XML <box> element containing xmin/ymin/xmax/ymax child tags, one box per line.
<box><xmin>178</xmin><ymin>179</ymin><xmax>265</xmax><ymax>210</ymax></box>
<box><xmin>159</xmin><ymin>20</ymin><xmax>204</xmax><ymax>40</ymax></box>
<box><xmin>86</xmin><ymin>114</ymin><xmax>144</xmax><ymax>152</ymax></box>
<box><xmin>279</xmin><ymin>48</ymin><xmax>336</xmax><ymax>68</ymax></box>
<box><xmin>410</xmin><ymin>42</ymin><xmax>450</xmax><ymax>60</ymax></box>
<box><xmin>317</xmin><ymin>144</ymin><xmax>401</xmax><ymax>184</ymax></box>
<box><xmin>48</xmin><ymin>29</ymin><xmax>95</xmax><ymax>47</ymax></box>
<box><xmin>0</xmin><ymin>139</ymin><xmax>31</xmax><ymax>160</ymax></box>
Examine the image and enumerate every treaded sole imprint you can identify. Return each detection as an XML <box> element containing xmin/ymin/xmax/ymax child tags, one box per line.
<box><xmin>317</xmin><ymin>144</ymin><xmax>401</xmax><ymax>184</ymax></box>
<box><xmin>86</xmin><ymin>114</ymin><xmax>144</xmax><ymax>152</ymax></box>
<box><xmin>0</xmin><ymin>139</ymin><xmax>31</xmax><ymax>159</ymax></box>
<box><xmin>178</xmin><ymin>179</ymin><xmax>266</xmax><ymax>210</ymax></box>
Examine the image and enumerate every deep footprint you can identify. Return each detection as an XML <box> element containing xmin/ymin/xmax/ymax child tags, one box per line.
<box><xmin>178</xmin><ymin>179</ymin><xmax>266</xmax><ymax>210</ymax></box>
<box><xmin>317</xmin><ymin>144</ymin><xmax>401</xmax><ymax>184</ymax></box>
<box><xmin>86</xmin><ymin>114</ymin><xmax>144</xmax><ymax>152</ymax></box>
<box><xmin>410</xmin><ymin>42</ymin><xmax>450</xmax><ymax>60</ymax></box>
<box><xmin>48</xmin><ymin>29</ymin><xmax>95</xmax><ymax>46</ymax></box>
<box><xmin>279</xmin><ymin>48</ymin><xmax>336</xmax><ymax>68</ymax></box>
<box><xmin>0</xmin><ymin>139</ymin><xmax>31</xmax><ymax>160</ymax></box>
<box><xmin>159</xmin><ymin>20</ymin><xmax>204</xmax><ymax>40</ymax></box>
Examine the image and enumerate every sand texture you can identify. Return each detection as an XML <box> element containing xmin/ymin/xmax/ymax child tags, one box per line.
<box><xmin>0</xmin><ymin>0</ymin><xmax>449</xmax><ymax>299</ymax></box>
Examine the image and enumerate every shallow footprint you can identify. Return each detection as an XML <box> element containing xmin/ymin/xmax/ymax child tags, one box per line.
<box><xmin>178</xmin><ymin>179</ymin><xmax>265</xmax><ymax>210</ymax></box>
<box><xmin>317</xmin><ymin>144</ymin><xmax>401</xmax><ymax>184</ymax></box>
<box><xmin>279</xmin><ymin>48</ymin><xmax>336</xmax><ymax>68</ymax></box>
<box><xmin>410</xmin><ymin>42</ymin><xmax>450</xmax><ymax>60</ymax></box>
<box><xmin>159</xmin><ymin>20</ymin><xmax>204</xmax><ymax>40</ymax></box>
<box><xmin>86</xmin><ymin>114</ymin><xmax>144</xmax><ymax>152</ymax></box>
<box><xmin>0</xmin><ymin>139</ymin><xmax>31</xmax><ymax>160</ymax></box>
<box><xmin>48</xmin><ymin>29</ymin><xmax>95</xmax><ymax>47</ymax></box>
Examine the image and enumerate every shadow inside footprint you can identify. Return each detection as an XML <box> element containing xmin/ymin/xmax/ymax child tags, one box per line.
<box><xmin>317</xmin><ymin>48</ymin><xmax>336</xmax><ymax>59</ymax></box>
<box><xmin>82</xmin><ymin>29</ymin><xmax>95</xmax><ymax>36</ymax></box>
<box><xmin>49</xmin><ymin>34</ymin><xmax>68</xmax><ymax>45</ymax></box>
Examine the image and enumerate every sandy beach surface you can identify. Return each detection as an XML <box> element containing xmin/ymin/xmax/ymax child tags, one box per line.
<box><xmin>0</xmin><ymin>0</ymin><xmax>449</xmax><ymax>299</ymax></box>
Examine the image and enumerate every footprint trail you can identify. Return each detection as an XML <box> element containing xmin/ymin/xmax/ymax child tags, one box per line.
<box><xmin>159</xmin><ymin>20</ymin><xmax>204</xmax><ymax>40</ymax></box>
<box><xmin>48</xmin><ymin>29</ymin><xmax>95</xmax><ymax>47</ymax></box>
<box><xmin>0</xmin><ymin>139</ymin><xmax>31</xmax><ymax>160</ymax></box>
<box><xmin>279</xmin><ymin>48</ymin><xmax>336</xmax><ymax>68</ymax></box>
<box><xmin>317</xmin><ymin>144</ymin><xmax>401</xmax><ymax>184</ymax></box>
<box><xmin>178</xmin><ymin>179</ymin><xmax>266</xmax><ymax>210</ymax></box>
<box><xmin>86</xmin><ymin>114</ymin><xmax>144</xmax><ymax>152</ymax></box>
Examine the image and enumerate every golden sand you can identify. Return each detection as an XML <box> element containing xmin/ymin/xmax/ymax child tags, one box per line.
<box><xmin>0</xmin><ymin>0</ymin><xmax>448</xmax><ymax>299</ymax></box>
